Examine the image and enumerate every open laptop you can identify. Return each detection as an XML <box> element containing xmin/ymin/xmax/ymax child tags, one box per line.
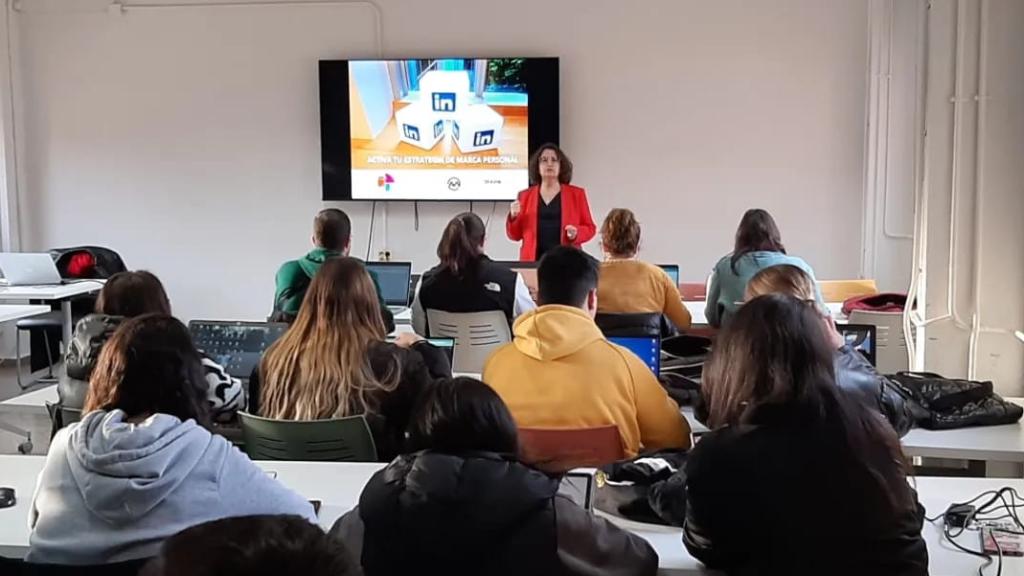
<box><xmin>0</xmin><ymin>253</ymin><xmax>63</xmax><ymax>286</ymax></box>
<box><xmin>657</xmin><ymin>264</ymin><xmax>680</xmax><ymax>286</ymax></box>
<box><xmin>837</xmin><ymin>323</ymin><xmax>877</xmax><ymax>367</ymax></box>
<box><xmin>188</xmin><ymin>320</ymin><xmax>288</xmax><ymax>380</ymax></box>
<box><xmin>365</xmin><ymin>262</ymin><xmax>412</xmax><ymax>313</ymax></box>
<box><xmin>608</xmin><ymin>335</ymin><xmax>661</xmax><ymax>375</ymax></box>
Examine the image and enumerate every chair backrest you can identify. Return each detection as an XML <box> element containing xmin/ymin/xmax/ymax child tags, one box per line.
<box><xmin>848</xmin><ymin>309</ymin><xmax>908</xmax><ymax>373</ymax></box>
<box><xmin>238</xmin><ymin>412</ymin><xmax>377</xmax><ymax>462</ymax></box>
<box><xmin>594</xmin><ymin>312</ymin><xmax>662</xmax><ymax>338</ymax></box>
<box><xmin>819</xmin><ymin>279</ymin><xmax>879</xmax><ymax>303</ymax></box>
<box><xmin>678</xmin><ymin>282</ymin><xmax>707</xmax><ymax>302</ymax></box>
<box><xmin>425</xmin><ymin>309</ymin><xmax>512</xmax><ymax>373</ymax></box>
<box><xmin>45</xmin><ymin>402</ymin><xmax>82</xmax><ymax>434</ymax></box>
<box><xmin>519</xmin><ymin>426</ymin><xmax>625</xmax><ymax>473</ymax></box>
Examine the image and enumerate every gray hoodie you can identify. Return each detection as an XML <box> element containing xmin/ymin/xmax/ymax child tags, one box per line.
<box><xmin>27</xmin><ymin>410</ymin><xmax>315</xmax><ymax>565</ymax></box>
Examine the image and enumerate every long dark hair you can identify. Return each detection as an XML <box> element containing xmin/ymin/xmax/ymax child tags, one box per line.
<box><xmin>85</xmin><ymin>314</ymin><xmax>210</xmax><ymax>427</ymax></box>
<box><xmin>437</xmin><ymin>212</ymin><xmax>486</xmax><ymax>277</ymax></box>
<box><xmin>731</xmin><ymin>209</ymin><xmax>786</xmax><ymax>273</ymax></box>
<box><xmin>406</xmin><ymin>377</ymin><xmax>519</xmax><ymax>455</ymax></box>
<box><xmin>702</xmin><ymin>294</ymin><xmax>911</xmax><ymax>511</ymax></box>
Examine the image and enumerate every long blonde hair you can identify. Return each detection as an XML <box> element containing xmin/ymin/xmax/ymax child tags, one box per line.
<box><xmin>259</xmin><ymin>257</ymin><xmax>399</xmax><ymax>420</ymax></box>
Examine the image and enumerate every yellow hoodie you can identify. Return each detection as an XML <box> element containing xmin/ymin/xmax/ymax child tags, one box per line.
<box><xmin>483</xmin><ymin>305</ymin><xmax>691</xmax><ymax>458</ymax></box>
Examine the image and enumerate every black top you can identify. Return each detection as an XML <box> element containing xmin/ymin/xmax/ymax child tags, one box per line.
<box><xmin>418</xmin><ymin>257</ymin><xmax>518</xmax><ymax>336</ymax></box>
<box><xmin>682</xmin><ymin>405</ymin><xmax>928</xmax><ymax>576</ymax></box>
<box><xmin>535</xmin><ymin>192</ymin><xmax>562</xmax><ymax>260</ymax></box>
<box><xmin>248</xmin><ymin>341</ymin><xmax>452</xmax><ymax>461</ymax></box>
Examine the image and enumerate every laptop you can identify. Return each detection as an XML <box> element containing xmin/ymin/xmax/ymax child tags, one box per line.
<box><xmin>657</xmin><ymin>264</ymin><xmax>680</xmax><ymax>286</ymax></box>
<box><xmin>608</xmin><ymin>335</ymin><xmax>662</xmax><ymax>375</ymax></box>
<box><xmin>365</xmin><ymin>262</ymin><xmax>412</xmax><ymax>313</ymax></box>
<box><xmin>0</xmin><ymin>253</ymin><xmax>63</xmax><ymax>286</ymax></box>
<box><xmin>494</xmin><ymin>260</ymin><xmax>539</xmax><ymax>297</ymax></box>
<box><xmin>837</xmin><ymin>323</ymin><xmax>877</xmax><ymax>367</ymax></box>
<box><xmin>188</xmin><ymin>320</ymin><xmax>288</xmax><ymax>380</ymax></box>
<box><xmin>386</xmin><ymin>335</ymin><xmax>456</xmax><ymax>364</ymax></box>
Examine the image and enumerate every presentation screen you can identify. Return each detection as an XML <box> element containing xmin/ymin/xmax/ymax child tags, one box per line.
<box><xmin>320</xmin><ymin>58</ymin><xmax>559</xmax><ymax>201</ymax></box>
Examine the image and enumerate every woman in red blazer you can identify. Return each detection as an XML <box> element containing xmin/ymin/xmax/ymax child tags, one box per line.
<box><xmin>506</xmin><ymin>144</ymin><xmax>596</xmax><ymax>261</ymax></box>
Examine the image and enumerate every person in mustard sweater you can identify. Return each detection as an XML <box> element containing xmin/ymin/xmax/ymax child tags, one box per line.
<box><xmin>597</xmin><ymin>209</ymin><xmax>692</xmax><ymax>331</ymax></box>
<box><xmin>483</xmin><ymin>246</ymin><xmax>691</xmax><ymax>458</ymax></box>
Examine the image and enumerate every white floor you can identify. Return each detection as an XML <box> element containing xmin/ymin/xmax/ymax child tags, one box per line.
<box><xmin>0</xmin><ymin>361</ymin><xmax>55</xmax><ymax>456</ymax></box>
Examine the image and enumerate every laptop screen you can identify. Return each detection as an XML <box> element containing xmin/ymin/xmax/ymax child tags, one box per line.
<box><xmin>837</xmin><ymin>323</ymin><xmax>877</xmax><ymax>367</ymax></box>
<box><xmin>189</xmin><ymin>321</ymin><xmax>288</xmax><ymax>380</ymax></box>
<box><xmin>608</xmin><ymin>336</ymin><xmax>661</xmax><ymax>375</ymax></box>
<box><xmin>365</xmin><ymin>262</ymin><xmax>412</xmax><ymax>306</ymax></box>
<box><xmin>657</xmin><ymin>264</ymin><xmax>680</xmax><ymax>286</ymax></box>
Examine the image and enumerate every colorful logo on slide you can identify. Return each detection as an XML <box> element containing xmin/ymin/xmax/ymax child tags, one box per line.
<box><xmin>432</xmin><ymin>92</ymin><xmax>456</xmax><ymax>112</ymax></box>
<box><xmin>377</xmin><ymin>174</ymin><xmax>395</xmax><ymax>192</ymax></box>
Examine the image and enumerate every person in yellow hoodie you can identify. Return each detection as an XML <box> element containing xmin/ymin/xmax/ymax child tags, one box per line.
<box><xmin>483</xmin><ymin>246</ymin><xmax>691</xmax><ymax>459</ymax></box>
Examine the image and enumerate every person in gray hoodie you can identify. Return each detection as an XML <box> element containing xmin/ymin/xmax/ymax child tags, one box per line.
<box><xmin>28</xmin><ymin>314</ymin><xmax>315</xmax><ymax>565</ymax></box>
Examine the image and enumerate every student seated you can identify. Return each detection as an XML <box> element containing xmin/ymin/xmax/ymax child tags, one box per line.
<box><xmin>411</xmin><ymin>212</ymin><xmax>535</xmax><ymax>336</ymax></box>
<box><xmin>597</xmin><ymin>208</ymin><xmax>691</xmax><ymax>331</ymax></box>
<box><xmin>28</xmin><ymin>315</ymin><xmax>315</xmax><ymax>565</ymax></box>
<box><xmin>683</xmin><ymin>294</ymin><xmax>927</xmax><ymax>576</ymax></box>
<box><xmin>745</xmin><ymin>264</ymin><xmax>914</xmax><ymax>436</ymax></box>
<box><xmin>483</xmin><ymin>246</ymin><xmax>690</xmax><ymax>458</ymax></box>
<box><xmin>142</xmin><ymin>515</ymin><xmax>357</xmax><ymax>576</ymax></box>
<box><xmin>330</xmin><ymin>377</ymin><xmax>658</xmax><ymax>576</ymax></box>
<box><xmin>272</xmin><ymin>208</ymin><xmax>393</xmax><ymax>331</ymax></box>
<box><xmin>60</xmin><ymin>270</ymin><xmax>242</xmax><ymax>423</ymax></box>
<box><xmin>252</xmin><ymin>257</ymin><xmax>451</xmax><ymax>461</ymax></box>
<box><xmin>705</xmin><ymin>208</ymin><xmax>822</xmax><ymax>327</ymax></box>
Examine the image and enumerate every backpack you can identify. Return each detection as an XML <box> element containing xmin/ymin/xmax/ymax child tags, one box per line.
<box><xmin>888</xmin><ymin>371</ymin><xmax>1023</xmax><ymax>429</ymax></box>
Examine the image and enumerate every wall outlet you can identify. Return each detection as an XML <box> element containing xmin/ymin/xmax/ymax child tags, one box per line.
<box><xmin>377</xmin><ymin>250</ymin><xmax>392</xmax><ymax>262</ymax></box>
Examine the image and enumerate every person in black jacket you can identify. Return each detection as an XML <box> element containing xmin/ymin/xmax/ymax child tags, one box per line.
<box><xmin>251</xmin><ymin>257</ymin><xmax>451</xmax><ymax>461</ymax></box>
<box><xmin>683</xmin><ymin>294</ymin><xmax>927</xmax><ymax>576</ymax></box>
<box><xmin>411</xmin><ymin>212</ymin><xmax>535</xmax><ymax>337</ymax></box>
<box><xmin>330</xmin><ymin>376</ymin><xmax>657</xmax><ymax>576</ymax></box>
<box><xmin>59</xmin><ymin>271</ymin><xmax>243</xmax><ymax>424</ymax></box>
<box><xmin>744</xmin><ymin>264</ymin><xmax>914</xmax><ymax>436</ymax></box>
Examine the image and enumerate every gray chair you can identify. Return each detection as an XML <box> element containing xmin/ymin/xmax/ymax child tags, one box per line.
<box><xmin>425</xmin><ymin>309</ymin><xmax>511</xmax><ymax>374</ymax></box>
<box><xmin>238</xmin><ymin>412</ymin><xmax>377</xmax><ymax>462</ymax></box>
<box><xmin>45</xmin><ymin>402</ymin><xmax>83</xmax><ymax>437</ymax></box>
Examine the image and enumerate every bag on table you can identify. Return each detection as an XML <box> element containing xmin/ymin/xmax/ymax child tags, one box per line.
<box><xmin>888</xmin><ymin>371</ymin><xmax>1023</xmax><ymax>430</ymax></box>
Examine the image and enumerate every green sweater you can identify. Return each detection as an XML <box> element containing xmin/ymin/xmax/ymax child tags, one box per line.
<box><xmin>273</xmin><ymin>248</ymin><xmax>388</xmax><ymax>317</ymax></box>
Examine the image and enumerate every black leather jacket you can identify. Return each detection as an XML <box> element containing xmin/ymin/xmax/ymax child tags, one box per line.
<box><xmin>834</xmin><ymin>345</ymin><xmax>914</xmax><ymax>437</ymax></box>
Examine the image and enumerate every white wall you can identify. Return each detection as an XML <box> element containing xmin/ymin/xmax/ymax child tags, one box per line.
<box><xmin>11</xmin><ymin>0</ymin><xmax>873</xmax><ymax>322</ymax></box>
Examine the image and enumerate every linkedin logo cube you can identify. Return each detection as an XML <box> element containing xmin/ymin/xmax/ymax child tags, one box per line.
<box><xmin>452</xmin><ymin>103</ymin><xmax>504</xmax><ymax>153</ymax></box>
<box><xmin>419</xmin><ymin>70</ymin><xmax>470</xmax><ymax>119</ymax></box>
<box><xmin>395</xmin><ymin>103</ymin><xmax>445</xmax><ymax>150</ymax></box>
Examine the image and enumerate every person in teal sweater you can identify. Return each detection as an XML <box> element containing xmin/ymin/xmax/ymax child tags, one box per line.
<box><xmin>705</xmin><ymin>209</ymin><xmax>823</xmax><ymax>327</ymax></box>
<box><xmin>272</xmin><ymin>208</ymin><xmax>394</xmax><ymax>331</ymax></box>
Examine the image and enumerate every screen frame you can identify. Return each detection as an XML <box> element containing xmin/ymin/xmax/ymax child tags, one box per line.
<box><xmin>364</xmin><ymin>261</ymin><xmax>413</xmax><ymax>306</ymax></box>
<box><xmin>320</xmin><ymin>57</ymin><xmax>560</xmax><ymax>202</ymax></box>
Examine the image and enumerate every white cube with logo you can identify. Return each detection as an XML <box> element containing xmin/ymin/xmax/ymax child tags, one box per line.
<box><xmin>419</xmin><ymin>70</ymin><xmax>471</xmax><ymax>119</ymax></box>
<box><xmin>452</xmin><ymin>104</ymin><xmax>504</xmax><ymax>153</ymax></box>
<box><xmin>394</xmin><ymin>103</ymin><xmax>445</xmax><ymax>151</ymax></box>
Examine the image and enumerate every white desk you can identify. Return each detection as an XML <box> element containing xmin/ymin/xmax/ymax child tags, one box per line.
<box><xmin>685</xmin><ymin>301</ymin><xmax>846</xmax><ymax>327</ymax></box>
<box><xmin>4</xmin><ymin>454</ymin><xmax>1021</xmax><ymax>574</ymax></box>
<box><xmin>0</xmin><ymin>305</ymin><xmax>51</xmax><ymax>325</ymax></box>
<box><xmin>0</xmin><ymin>455</ymin><xmax>704</xmax><ymax>573</ymax></box>
<box><xmin>0</xmin><ymin>282</ymin><xmax>104</xmax><ymax>344</ymax></box>
<box><xmin>0</xmin><ymin>385</ymin><xmax>57</xmax><ymax>412</ymax></box>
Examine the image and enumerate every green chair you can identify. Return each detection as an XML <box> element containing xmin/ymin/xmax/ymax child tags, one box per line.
<box><xmin>238</xmin><ymin>412</ymin><xmax>378</xmax><ymax>462</ymax></box>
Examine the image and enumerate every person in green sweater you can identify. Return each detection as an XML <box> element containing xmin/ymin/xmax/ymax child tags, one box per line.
<box><xmin>272</xmin><ymin>208</ymin><xmax>394</xmax><ymax>331</ymax></box>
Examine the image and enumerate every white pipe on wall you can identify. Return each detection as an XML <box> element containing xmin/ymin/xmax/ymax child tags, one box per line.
<box><xmin>882</xmin><ymin>0</ymin><xmax>914</xmax><ymax>242</ymax></box>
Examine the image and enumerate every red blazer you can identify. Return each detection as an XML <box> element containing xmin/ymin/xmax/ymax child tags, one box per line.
<box><xmin>506</xmin><ymin>184</ymin><xmax>597</xmax><ymax>261</ymax></box>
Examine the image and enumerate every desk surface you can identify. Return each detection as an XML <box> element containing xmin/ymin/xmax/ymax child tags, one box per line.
<box><xmin>684</xmin><ymin>399</ymin><xmax>1024</xmax><ymax>464</ymax></box>
<box><xmin>2</xmin><ymin>454</ymin><xmax>1020</xmax><ymax>575</ymax></box>
<box><xmin>0</xmin><ymin>281</ymin><xmax>104</xmax><ymax>301</ymax></box>
<box><xmin>0</xmin><ymin>305</ymin><xmax>51</xmax><ymax>324</ymax></box>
